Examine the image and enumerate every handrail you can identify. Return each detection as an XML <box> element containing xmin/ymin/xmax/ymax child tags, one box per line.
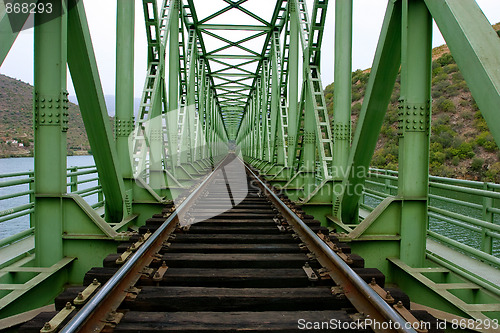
<box><xmin>364</xmin><ymin>168</ymin><xmax>500</xmax><ymax>262</ymax></box>
<box><xmin>0</xmin><ymin>164</ymin><xmax>104</xmax><ymax>241</ymax></box>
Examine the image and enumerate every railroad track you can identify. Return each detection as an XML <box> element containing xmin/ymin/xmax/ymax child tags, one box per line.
<box><xmin>21</xmin><ymin>154</ymin><xmax>441</xmax><ymax>333</ymax></box>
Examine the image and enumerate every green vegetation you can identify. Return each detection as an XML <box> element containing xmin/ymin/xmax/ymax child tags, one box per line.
<box><xmin>0</xmin><ymin>74</ymin><xmax>91</xmax><ymax>158</ymax></box>
<box><xmin>324</xmin><ymin>29</ymin><xmax>500</xmax><ymax>182</ymax></box>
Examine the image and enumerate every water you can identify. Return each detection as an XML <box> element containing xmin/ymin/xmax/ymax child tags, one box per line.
<box><xmin>0</xmin><ymin>156</ymin><xmax>96</xmax><ymax>239</ymax></box>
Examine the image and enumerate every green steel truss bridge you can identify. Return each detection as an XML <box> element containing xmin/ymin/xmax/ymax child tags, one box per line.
<box><xmin>1</xmin><ymin>0</ymin><xmax>500</xmax><ymax>328</ymax></box>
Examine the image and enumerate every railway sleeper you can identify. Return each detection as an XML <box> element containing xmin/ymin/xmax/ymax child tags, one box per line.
<box><xmin>22</xmin><ymin>165</ymin><xmax>441</xmax><ymax>333</ymax></box>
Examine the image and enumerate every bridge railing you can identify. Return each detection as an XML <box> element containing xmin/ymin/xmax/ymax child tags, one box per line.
<box><xmin>0</xmin><ymin>165</ymin><xmax>103</xmax><ymax>247</ymax></box>
<box><xmin>364</xmin><ymin>168</ymin><xmax>500</xmax><ymax>266</ymax></box>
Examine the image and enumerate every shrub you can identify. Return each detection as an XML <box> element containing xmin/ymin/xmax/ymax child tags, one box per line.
<box><xmin>473</xmin><ymin>112</ymin><xmax>489</xmax><ymax>132</ymax></box>
<box><xmin>431</xmin><ymin>89</ymin><xmax>443</xmax><ymax>99</ymax></box>
<box><xmin>430</xmin><ymin>151</ymin><xmax>446</xmax><ymax>164</ymax></box>
<box><xmin>436</xmin><ymin>98</ymin><xmax>455</xmax><ymax>112</ymax></box>
<box><xmin>445</xmin><ymin>84</ymin><xmax>461</xmax><ymax>97</ymax></box>
<box><xmin>485</xmin><ymin>162</ymin><xmax>500</xmax><ymax>183</ymax></box>
<box><xmin>451</xmin><ymin>72</ymin><xmax>464</xmax><ymax>83</ymax></box>
<box><xmin>437</xmin><ymin>53</ymin><xmax>455</xmax><ymax>66</ymax></box>
<box><xmin>434</xmin><ymin>114</ymin><xmax>450</xmax><ymax>126</ymax></box>
<box><xmin>386</xmin><ymin>105</ymin><xmax>399</xmax><ymax>123</ymax></box>
<box><xmin>352</xmin><ymin>102</ymin><xmax>361</xmax><ymax>114</ymax></box>
<box><xmin>471</xmin><ymin>157</ymin><xmax>484</xmax><ymax>172</ymax></box>
<box><xmin>453</xmin><ymin>142</ymin><xmax>475</xmax><ymax>160</ymax></box>
<box><xmin>432</xmin><ymin>124</ymin><xmax>456</xmax><ymax>148</ymax></box>
<box><xmin>432</xmin><ymin>66</ymin><xmax>444</xmax><ymax>77</ymax></box>
<box><xmin>352</xmin><ymin>92</ymin><xmax>362</xmax><ymax>102</ymax></box>
<box><xmin>444</xmin><ymin>64</ymin><xmax>459</xmax><ymax>74</ymax></box>
<box><xmin>432</xmin><ymin>73</ymin><xmax>448</xmax><ymax>85</ymax></box>
<box><xmin>433</xmin><ymin>80</ymin><xmax>450</xmax><ymax>92</ymax></box>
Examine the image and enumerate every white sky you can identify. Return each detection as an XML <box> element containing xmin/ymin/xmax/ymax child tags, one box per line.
<box><xmin>1</xmin><ymin>0</ymin><xmax>500</xmax><ymax>100</ymax></box>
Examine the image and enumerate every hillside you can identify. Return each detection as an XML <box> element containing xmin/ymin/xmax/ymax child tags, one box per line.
<box><xmin>324</xmin><ymin>23</ymin><xmax>500</xmax><ymax>183</ymax></box>
<box><xmin>0</xmin><ymin>74</ymin><xmax>90</xmax><ymax>157</ymax></box>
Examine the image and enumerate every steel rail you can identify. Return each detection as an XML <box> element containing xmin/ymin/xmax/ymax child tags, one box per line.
<box><xmin>244</xmin><ymin>163</ymin><xmax>417</xmax><ymax>333</ymax></box>
<box><xmin>60</xmin><ymin>155</ymin><xmax>230</xmax><ymax>333</ymax></box>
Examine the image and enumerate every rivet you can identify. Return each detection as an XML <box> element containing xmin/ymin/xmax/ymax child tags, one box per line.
<box><xmin>406</xmin><ymin>111</ymin><xmax>410</xmax><ymax>115</ymax></box>
<box><xmin>413</xmin><ymin>111</ymin><xmax>417</xmax><ymax>115</ymax></box>
<box><xmin>420</xmin><ymin>106</ymin><xmax>424</xmax><ymax>110</ymax></box>
<box><xmin>413</xmin><ymin>126</ymin><xmax>417</xmax><ymax>129</ymax></box>
<box><xmin>406</xmin><ymin>125</ymin><xmax>410</xmax><ymax>129</ymax></box>
<box><xmin>49</xmin><ymin>119</ymin><xmax>53</xmax><ymax>123</ymax></box>
<box><xmin>41</xmin><ymin>98</ymin><xmax>45</xmax><ymax>102</ymax></box>
<box><xmin>407</xmin><ymin>105</ymin><xmax>411</xmax><ymax>109</ymax></box>
<box><xmin>48</xmin><ymin>113</ymin><xmax>52</xmax><ymax>117</ymax></box>
<box><xmin>414</xmin><ymin>105</ymin><xmax>417</xmax><ymax>109</ymax></box>
<box><xmin>41</xmin><ymin>105</ymin><xmax>45</xmax><ymax>109</ymax></box>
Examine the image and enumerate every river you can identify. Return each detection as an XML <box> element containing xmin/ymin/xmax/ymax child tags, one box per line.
<box><xmin>0</xmin><ymin>155</ymin><xmax>95</xmax><ymax>239</ymax></box>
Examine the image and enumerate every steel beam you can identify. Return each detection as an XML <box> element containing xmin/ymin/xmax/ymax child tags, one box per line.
<box><xmin>337</xmin><ymin>0</ymin><xmax>402</xmax><ymax>223</ymax></box>
<box><xmin>67</xmin><ymin>0</ymin><xmax>125</xmax><ymax>221</ymax></box>
<box><xmin>115</xmin><ymin>0</ymin><xmax>135</xmax><ymax>185</ymax></box>
<box><xmin>398</xmin><ymin>0</ymin><xmax>432</xmax><ymax>267</ymax></box>
<box><xmin>33</xmin><ymin>0</ymin><xmax>67</xmax><ymax>267</ymax></box>
<box><xmin>287</xmin><ymin>1</ymin><xmax>300</xmax><ymax>168</ymax></box>
<box><xmin>332</xmin><ymin>0</ymin><xmax>352</xmax><ymax>180</ymax></box>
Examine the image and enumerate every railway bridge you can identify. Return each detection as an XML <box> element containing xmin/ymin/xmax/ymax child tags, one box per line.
<box><xmin>1</xmin><ymin>0</ymin><xmax>500</xmax><ymax>332</ymax></box>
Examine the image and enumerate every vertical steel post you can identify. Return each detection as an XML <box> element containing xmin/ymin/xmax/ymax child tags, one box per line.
<box><xmin>115</xmin><ymin>0</ymin><xmax>135</xmax><ymax>187</ymax></box>
<box><xmin>168</xmin><ymin>0</ymin><xmax>180</xmax><ymax>174</ymax></box>
<box><xmin>399</xmin><ymin>0</ymin><xmax>432</xmax><ymax>267</ymax></box>
<box><xmin>332</xmin><ymin>0</ymin><xmax>352</xmax><ymax>184</ymax></box>
<box><xmin>270</xmin><ymin>41</ymin><xmax>280</xmax><ymax>166</ymax></box>
<box><xmin>481</xmin><ymin>183</ymin><xmax>493</xmax><ymax>254</ymax></box>
<box><xmin>34</xmin><ymin>0</ymin><xmax>67</xmax><ymax>267</ymax></box>
<box><xmin>287</xmin><ymin>1</ymin><xmax>299</xmax><ymax>167</ymax></box>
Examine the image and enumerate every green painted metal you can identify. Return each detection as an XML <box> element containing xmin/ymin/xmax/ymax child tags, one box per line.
<box><xmin>332</xmin><ymin>0</ymin><xmax>352</xmax><ymax>183</ymax></box>
<box><xmin>33</xmin><ymin>0</ymin><xmax>67</xmax><ymax>267</ymax></box>
<box><xmin>115</xmin><ymin>0</ymin><xmax>135</xmax><ymax>187</ymax></box>
<box><xmin>286</xmin><ymin>1</ymin><xmax>299</xmax><ymax>168</ymax></box>
<box><xmin>335</xmin><ymin>0</ymin><xmax>401</xmax><ymax>223</ymax></box>
<box><xmin>398</xmin><ymin>0</ymin><xmax>432</xmax><ymax>267</ymax></box>
<box><xmin>67</xmin><ymin>0</ymin><xmax>125</xmax><ymax>222</ymax></box>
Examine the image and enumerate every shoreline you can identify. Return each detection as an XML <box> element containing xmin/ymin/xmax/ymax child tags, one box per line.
<box><xmin>0</xmin><ymin>153</ymin><xmax>92</xmax><ymax>159</ymax></box>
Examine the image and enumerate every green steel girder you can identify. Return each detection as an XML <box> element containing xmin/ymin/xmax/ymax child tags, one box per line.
<box><xmin>67</xmin><ymin>0</ymin><xmax>126</xmax><ymax>222</ymax></box>
<box><xmin>336</xmin><ymin>0</ymin><xmax>402</xmax><ymax>223</ymax></box>
<box><xmin>33</xmin><ymin>0</ymin><xmax>68</xmax><ymax>267</ymax></box>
